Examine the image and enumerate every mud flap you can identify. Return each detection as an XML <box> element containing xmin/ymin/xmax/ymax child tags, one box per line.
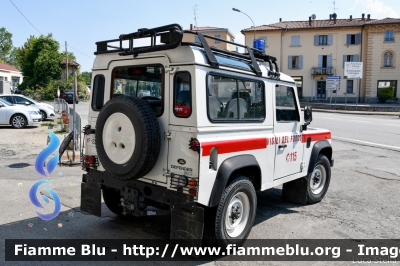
<box><xmin>80</xmin><ymin>182</ymin><xmax>102</xmax><ymax>217</ymax></box>
<box><xmin>282</xmin><ymin>177</ymin><xmax>308</xmax><ymax>204</ymax></box>
<box><xmin>170</xmin><ymin>203</ymin><xmax>204</xmax><ymax>248</ymax></box>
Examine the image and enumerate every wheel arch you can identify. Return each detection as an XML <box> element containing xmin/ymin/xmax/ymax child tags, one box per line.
<box><xmin>307</xmin><ymin>140</ymin><xmax>332</xmax><ymax>175</ymax></box>
<box><xmin>208</xmin><ymin>154</ymin><xmax>261</xmax><ymax>207</ymax></box>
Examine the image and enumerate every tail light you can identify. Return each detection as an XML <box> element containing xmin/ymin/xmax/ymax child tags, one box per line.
<box><xmin>83</xmin><ymin>125</ymin><xmax>95</xmax><ymax>135</ymax></box>
<box><xmin>83</xmin><ymin>155</ymin><xmax>98</xmax><ymax>168</ymax></box>
<box><xmin>189</xmin><ymin>138</ymin><xmax>200</xmax><ymax>152</ymax></box>
<box><xmin>189</xmin><ymin>188</ymin><xmax>197</xmax><ymax>196</ymax></box>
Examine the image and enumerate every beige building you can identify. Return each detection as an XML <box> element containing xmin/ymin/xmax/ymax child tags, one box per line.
<box><xmin>183</xmin><ymin>25</ymin><xmax>236</xmax><ymax>51</ymax></box>
<box><xmin>241</xmin><ymin>14</ymin><xmax>400</xmax><ymax>103</ymax></box>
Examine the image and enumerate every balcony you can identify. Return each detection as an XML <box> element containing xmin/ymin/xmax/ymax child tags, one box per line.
<box><xmin>311</xmin><ymin>67</ymin><xmax>334</xmax><ymax>75</ymax></box>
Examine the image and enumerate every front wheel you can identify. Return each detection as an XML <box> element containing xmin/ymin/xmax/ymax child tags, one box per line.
<box><xmin>205</xmin><ymin>176</ymin><xmax>257</xmax><ymax>247</ymax></box>
<box><xmin>306</xmin><ymin>155</ymin><xmax>331</xmax><ymax>204</ymax></box>
<box><xmin>11</xmin><ymin>114</ymin><xmax>27</xmax><ymax>129</ymax></box>
<box><xmin>40</xmin><ymin>110</ymin><xmax>47</xmax><ymax>121</ymax></box>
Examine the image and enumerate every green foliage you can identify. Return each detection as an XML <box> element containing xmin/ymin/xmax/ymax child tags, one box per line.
<box><xmin>377</xmin><ymin>87</ymin><xmax>395</xmax><ymax>103</ymax></box>
<box><xmin>16</xmin><ymin>34</ymin><xmax>64</xmax><ymax>90</ymax></box>
<box><xmin>0</xmin><ymin>27</ymin><xmax>17</xmax><ymax>66</ymax></box>
<box><xmin>81</xmin><ymin>71</ymin><xmax>92</xmax><ymax>84</ymax></box>
<box><xmin>24</xmin><ymin>79</ymin><xmax>89</xmax><ymax>101</ymax></box>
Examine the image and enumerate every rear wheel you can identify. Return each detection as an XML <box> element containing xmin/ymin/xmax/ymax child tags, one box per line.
<box><xmin>204</xmin><ymin>176</ymin><xmax>257</xmax><ymax>247</ymax></box>
<box><xmin>11</xmin><ymin>114</ymin><xmax>27</xmax><ymax>129</ymax></box>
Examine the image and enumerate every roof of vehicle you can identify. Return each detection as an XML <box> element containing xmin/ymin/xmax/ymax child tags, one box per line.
<box><xmin>92</xmin><ymin>24</ymin><xmax>294</xmax><ymax>84</ymax></box>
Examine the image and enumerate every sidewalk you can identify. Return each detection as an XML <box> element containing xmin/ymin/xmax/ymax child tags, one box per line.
<box><xmin>300</xmin><ymin>102</ymin><xmax>400</xmax><ymax>116</ymax></box>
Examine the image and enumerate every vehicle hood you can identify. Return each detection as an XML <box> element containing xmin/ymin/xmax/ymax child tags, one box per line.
<box><xmin>35</xmin><ymin>102</ymin><xmax>54</xmax><ymax>110</ymax></box>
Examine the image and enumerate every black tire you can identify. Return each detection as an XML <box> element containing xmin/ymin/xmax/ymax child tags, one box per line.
<box><xmin>306</xmin><ymin>155</ymin><xmax>331</xmax><ymax>204</ymax></box>
<box><xmin>102</xmin><ymin>186</ymin><xmax>124</xmax><ymax>216</ymax></box>
<box><xmin>95</xmin><ymin>95</ymin><xmax>161</xmax><ymax>180</ymax></box>
<box><xmin>10</xmin><ymin>114</ymin><xmax>27</xmax><ymax>129</ymax></box>
<box><xmin>204</xmin><ymin>176</ymin><xmax>257</xmax><ymax>247</ymax></box>
<box><xmin>40</xmin><ymin>110</ymin><xmax>47</xmax><ymax>121</ymax></box>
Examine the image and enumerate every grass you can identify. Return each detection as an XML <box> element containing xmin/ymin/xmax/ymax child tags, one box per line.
<box><xmin>41</xmin><ymin>123</ymin><xmax>57</xmax><ymax>127</ymax></box>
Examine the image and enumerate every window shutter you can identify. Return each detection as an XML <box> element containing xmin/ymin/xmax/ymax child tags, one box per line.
<box><xmin>314</xmin><ymin>35</ymin><xmax>319</xmax><ymax>46</ymax></box>
<box><xmin>327</xmin><ymin>55</ymin><xmax>332</xmax><ymax>67</ymax></box>
<box><xmin>356</xmin><ymin>33</ymin><xmax>361</xmax><ymax>44</ymax></box>
<box><xmin>346</xmin><ymin>34</ymin><xmax>351</xmax><ymax>45</ymax></box>
<box><xmin>328</xmin><ymin>34</ymin><xmax>333</xmax><ymax>45</ymax></box>
<box><xmin>343</xmin><ymin>55</ymin><xmax>347</xmax><ymax>68</ymax></box>
<box><xmin>318</xmin><ymin>55</ymin><xmax>323</xmax><ymax>67</ymax></box>
<box><xmin>299</xmin><ymin>56</ymin><xmax>303</xmax><ymax>69</ymax></box>
<box><xmin>354</xmin><ymin>54</ymin><xmax>359</xmax><ymax>62</ymax></box>
<box><xmin>288</xmin><ymin>56</ymin><xmax>293</xmax><ymax>69</ymax></box>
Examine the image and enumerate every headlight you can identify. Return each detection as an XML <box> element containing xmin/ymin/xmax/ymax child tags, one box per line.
<box><xmin>28</xmin><ymin>111</ymin><xmax>38</xmax><ymax>114</ymax></box>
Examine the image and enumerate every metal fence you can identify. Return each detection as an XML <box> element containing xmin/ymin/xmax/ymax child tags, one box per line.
<box><xmin>54</xmin><ymin>98</ymin><xmax>69</xmax><ymax>117</ymax></box>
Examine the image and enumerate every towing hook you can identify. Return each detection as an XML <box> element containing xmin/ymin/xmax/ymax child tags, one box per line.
<box><xmin>120</xmin><ymin>198</ymin><xmax>135</xmax><ymax>216</ymax></box>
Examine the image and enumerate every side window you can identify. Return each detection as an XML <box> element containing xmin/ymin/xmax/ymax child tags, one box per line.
<box><xmin>275</xmin><ymin>85</ymin><xmax>299</xmax><ymax>122</ymax></box>
<box><xmin>173</xmin><ymin>72</ymin><xmax>191</xmax><ymax>118</ymax></box>
<box><xmin>3</xmin><ymin>96</ymin><xmax>13</xmax><ymax>103</ymax></box>
<box><xmin>111</xmin><ymin>66</ymin><xmax>163</xmax><ymax>116</ymax></box>
<box><xmin>207</xmin><ymin>74</ymin><xmax>265</xmax><ymax>122</ymax></box>
<box><xmin>91</xmin><ymin>74</ymin><xmax>105</xmax><ymax>111</ymax></box>
<box><xmin>14</xmin><ymin>96</ymin><xmax>27</xmax><ymax>104</ymax></box>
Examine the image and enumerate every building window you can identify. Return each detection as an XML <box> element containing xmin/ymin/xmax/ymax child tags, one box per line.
<box><xmin>315</xmin><ymin>34</ymin><xmax>332</xmax><ymax>46</ymax></box>
<box><xmin>343</xmin><ymin>54</ymin><xmax>359</xmax><ymax>68</ymax></box>
<box><xmin>0</xmin><ymin>76</ymin><xmax>3</xmax><ymax>81</ymax></box>
<box><xmin>385</xmin><ymin>30</ymin><xmax>394</xmax><ymax>42</ymax></box>
<box><xmin>291</xmin><ymin>36</ymin><xmax>300</xmax><ymax>46</ymax></box>
<box><xmin>292</xmin><ymin>76</ymin><xmax>303</xmax><ymax>98</ymax></box>
<box><xmin>194</xmin><ymin>36</ymin><xmax>200</xmax><ymax>43</ymax></box>
<box><xmin>377</xmin><ymin>80</ymin><xmax>397</xmax><ymax>98</ymax></box>
<box><xmin>288</xmin><ymin>56</ymin><xmax>303</xmax><ymax>69</ymax></box>
<box><xmin>215</xmin><ymin>35</ymin><xmax>221</xmax><ymax>44</ymax></box>
<box><xmin>383</xmin><ymin>52</ymin><xmax>393</xmax><ymax>67</ymax></box>
<box><xmin>4</xmin><ymin>77</ymin><xmax>7</xmax><ymax>81</ymax></box>
<box><xmin>346</xmin><ymin>33</ymin><xmax>361</xmax><ymax>45</ymax></box>
<box><xmin>346</xmin><ymin>80</ymin><xmax>354</xmax><ymax>93</ymax></box>
<box><xmin>319</xmin><ymin>35</ymin><xmax>327</xmax><ymax>45</ymax></box>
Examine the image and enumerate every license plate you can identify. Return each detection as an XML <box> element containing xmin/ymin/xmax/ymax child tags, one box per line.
<box><xmin>86</xmin><ymin>136</ymin><xmax>96</xmax><ymax>146</ymax></box>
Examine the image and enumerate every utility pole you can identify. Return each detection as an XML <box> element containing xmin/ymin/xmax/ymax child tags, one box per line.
<box><xmin>65</xmin><ymin>41</ymin><xmax>68</xmax><ymax>81</ymax></box>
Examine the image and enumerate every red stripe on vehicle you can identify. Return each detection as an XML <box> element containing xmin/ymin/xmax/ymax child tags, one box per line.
<box><xmin>302</xmin><ymin>132</ymin><xmax>331</xmax><ymax>143</ymax></box>
<box><xmin>202</xmin><ymin>138</ymin><xmax>267</xmax><ymax>157</ymax></box>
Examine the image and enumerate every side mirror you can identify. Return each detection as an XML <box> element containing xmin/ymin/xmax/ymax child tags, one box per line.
<box><xmin>304</xmin><ymin>106</ymin><xmax>312</xmax><ymax>124</ymax></box>
<box><xmin>25</xmin><ymin>101</ymin><xmax>30</xmax><ymax>105</ymax></box>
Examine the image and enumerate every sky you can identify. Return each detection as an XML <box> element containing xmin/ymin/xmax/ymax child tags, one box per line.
<box><xmin>2</xmin><ymin>0</ymin><xmax>399</xmax><ymax>73</ymax></box>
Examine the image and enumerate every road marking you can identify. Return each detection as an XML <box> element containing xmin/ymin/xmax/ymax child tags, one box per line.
<box><xmin>385</xmin><ymin>124</ymin><xmax>400</xmax><ymax>127</ymax></box>
<box><xmin>350</xmin><ymin>120</ymin><xmax>372</xmax><ymax>123</ymax></box>
<box><xmin>333</xmin><ymin>136</ymin><xmax>400</xmax><ymax>151</ymax></box>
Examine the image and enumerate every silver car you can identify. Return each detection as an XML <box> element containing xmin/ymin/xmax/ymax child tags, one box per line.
<box><xmin>0</xmin><ymin>94</ymin><xmax>55</xmax><ymax>121</ymax></box>
<box><xmin>0</xmin><ymin>98</ymin><xmax>42</xmax><ymax>128</ymax></box>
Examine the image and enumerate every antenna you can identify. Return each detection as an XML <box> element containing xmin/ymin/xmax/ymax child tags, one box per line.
<box><xmin>311</xmin><ymin>14</ymin><xmax>316</xmax><ymax>20</ymax></box>
<box><xmin>193</xmin><ymin>5</ymin><xmax>199</xmax><ymax>29</ymax></box>
<box><xmin>330</xmin><ymin>0</ymin><xmax>338</xmax><ymax>14</ymax></box>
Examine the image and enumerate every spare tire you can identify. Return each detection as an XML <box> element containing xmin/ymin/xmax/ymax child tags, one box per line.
<box><xmin>95</xmin><ymin>95</ymin><xmax>161</xmax><ymax>180</ymax></box>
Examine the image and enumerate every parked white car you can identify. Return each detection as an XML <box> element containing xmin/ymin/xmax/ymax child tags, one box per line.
<box><xmin>0</xmin><ymin>94</ymin><xmax>55</xmax><ymax>121</ymax></box>
<box><xmin>0</xmin><ymin>98</ymin><xmax>42</xmax><ymax>128</ymax></box>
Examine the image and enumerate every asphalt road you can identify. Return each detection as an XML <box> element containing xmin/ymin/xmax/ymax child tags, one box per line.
<box><xmin>0</xmin><ymin>103</ymin><xmax>399</xmax><ymax>265</ymax></box>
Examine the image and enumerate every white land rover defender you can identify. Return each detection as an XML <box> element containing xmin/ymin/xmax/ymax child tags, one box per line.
<box><xmin>81</xmin><ymin>24</ymin><xmax>334</xmax><ymax>247</ymax></box>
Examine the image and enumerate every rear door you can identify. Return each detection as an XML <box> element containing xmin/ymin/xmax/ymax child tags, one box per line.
<box><xmin>273</xmin><ymin>85</ymin><xmax>304</xmax><ymax>180</ymax></box>
<box><xmin>167</xmin><ymin>67</ymin><xmax>199</xmax><ymax>193</ymax></box>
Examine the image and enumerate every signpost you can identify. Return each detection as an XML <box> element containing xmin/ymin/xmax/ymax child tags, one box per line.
<box><xmin>345</xmin><ymin>62</ymin><xmax>363</xmax><ymax>110</ymax></box>
<box><xmin>326</xmin><ymin>76</ymin><xmax>340</xmax><ymax>109</ymax></box>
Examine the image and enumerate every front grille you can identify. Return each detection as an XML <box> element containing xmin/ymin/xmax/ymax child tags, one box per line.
<box><xmin>170</xmin><ymin>174</ymin><xmax>199</xmax><ymax>199</ymax></box>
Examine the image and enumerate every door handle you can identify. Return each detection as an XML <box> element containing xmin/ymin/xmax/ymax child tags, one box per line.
<box><xmin>278</xmin><ymin>144</ymin><xmax>287</xmax><ymax>149</ymax></box>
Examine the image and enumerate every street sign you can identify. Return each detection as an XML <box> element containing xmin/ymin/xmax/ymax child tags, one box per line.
<box><xmin>344</xmin><ymin>62</ymin><xmax>363</xmax><ymax>79</ymax></box>
<box><xmin>326</xmin><ymin>76</ymin><xmax>341</xmax><ymax>91</ymax></box>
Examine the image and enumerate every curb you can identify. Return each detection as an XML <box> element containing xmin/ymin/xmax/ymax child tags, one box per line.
<box><xmin>310</xmin><ymin>109</ymin><xmax>400</xmax><ymax>116</ymax></box>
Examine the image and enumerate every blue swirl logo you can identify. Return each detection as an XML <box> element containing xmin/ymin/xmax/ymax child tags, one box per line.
<box><xmin>35</xmin><ymin>130</ymin><xmax>60</xmax><ymax>177</ymax></box>
<box><xmin>29</xmin><ymin>180</ymin><xmax>62</xmax><ymax>220</ymax></box>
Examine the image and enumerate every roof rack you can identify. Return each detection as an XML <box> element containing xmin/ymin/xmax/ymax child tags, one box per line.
<box><xmin>94</xmin><ymin>24</ymin><xmax>280</xmax><ymax>79</ymax></box>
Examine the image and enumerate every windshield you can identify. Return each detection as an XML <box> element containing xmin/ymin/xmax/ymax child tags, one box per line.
<box><xmin>0</xmin><ymin>98</ymin><xmax>13</xmax><ymax>106</ymax></box>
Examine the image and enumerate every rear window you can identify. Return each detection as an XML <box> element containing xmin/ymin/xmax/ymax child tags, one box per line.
<box><xmin>111</xmin><ymin>66</ymin><xmax>164</xmax><ymax>116</ymax></box>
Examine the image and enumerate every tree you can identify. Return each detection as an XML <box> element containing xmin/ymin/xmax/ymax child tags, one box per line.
<box><xmin>15</xmin><ymin>34</ymin><xmax>64</xmax><ymax>90</ymax></box>
<box><xmin>81</xmin><ymin>71</ymin><xmax>92</xmax><ymax>84</ymax></box>
<box><xmin>0</xmin><ymin>27</ymin><xmax>16</xmax><ymax>66</ymax></box>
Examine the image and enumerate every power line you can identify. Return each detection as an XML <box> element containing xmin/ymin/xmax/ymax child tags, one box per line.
<box><xmin>61</xmin><ymin>44</ymin><xmax>94</xmax><ymax>60</ymax></box>
<box><xmin>9</xmin><ymin>0</ymin><xmax>42</xmax><ymax>35</ymax></box>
